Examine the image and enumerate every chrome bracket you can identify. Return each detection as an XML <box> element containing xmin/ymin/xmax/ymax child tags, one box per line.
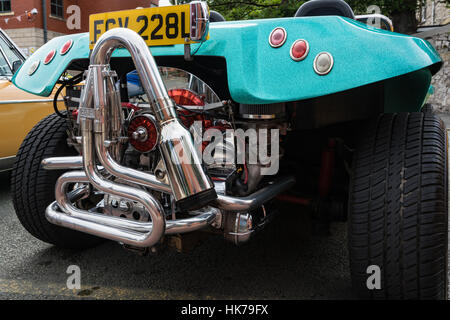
<box><xmin>184</xmin><ymin>41</ymin><xmax>193</xmax><ymax>62</ymax></box>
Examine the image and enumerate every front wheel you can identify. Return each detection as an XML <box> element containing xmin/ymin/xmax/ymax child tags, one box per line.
<box><xmin>348</xmin><ymin>112</ymin><xmax>448</xmax><ymax>299</ymax></box>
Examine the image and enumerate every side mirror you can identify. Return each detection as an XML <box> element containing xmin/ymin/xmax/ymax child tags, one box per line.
<box><xmin>12</xmin><ymin>60</ymin><xmax>23</xmax><ymax>74</ymax></box>
<box><xmin>355</xmin><ymin>14</ymin><xmax>394</xmax><ymax>32</ymax></box>
<box><xmin>189</xmin><ymin>1</ymin><xmax>209</xmax><ymax>41</ymax></box>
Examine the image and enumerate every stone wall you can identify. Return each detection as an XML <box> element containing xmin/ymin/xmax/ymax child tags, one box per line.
<box><xmin>419</xmin><ymin>0</ymin><xmax>450</xmax><ymax>26</ymax></box>
<box><xmin>423</xmin><ymin>29</ymin><xmax>450</xmax><ymax>112</ymax></box>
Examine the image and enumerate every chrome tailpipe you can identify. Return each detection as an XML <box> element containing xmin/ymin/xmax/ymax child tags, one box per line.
<box><xmin>88</xmin><ymin>28</ymin><xmax>216</xmax><ymax>211</ymax></box>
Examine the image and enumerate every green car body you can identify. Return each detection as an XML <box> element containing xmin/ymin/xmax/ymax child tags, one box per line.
<box><xmin>12</xmin><ymin>16</ymin><xmax>441</xmax><ymax>113</ymax></box>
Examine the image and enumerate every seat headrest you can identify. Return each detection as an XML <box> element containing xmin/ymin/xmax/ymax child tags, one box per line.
<box><xmin>210</xmin><ymin>10</ymin><xmax>226</xmax><ymax>22</ymax></box>
<box><xmin>295</xmin><ymin>0</ymin><xmax>355</xmax><ymax>19</ymax></box>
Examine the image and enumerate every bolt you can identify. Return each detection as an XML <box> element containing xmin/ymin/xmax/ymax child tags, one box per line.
<box><xmin>119</xmin><ymin>201</ymin><xmax>131</xmax><ymax>212</ymax></box>
<box><xmin>155</xmin><ymin>169</ymin><xmax>166</xmax><ymax>180</ymax></box>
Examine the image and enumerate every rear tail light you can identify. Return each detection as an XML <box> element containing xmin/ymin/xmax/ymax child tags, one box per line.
<box><xmin>27</xmin><ymin>60</ymin><xmax>40</xmax><ymax>75</ymax></box>
<box><xmin>60</xmin><ymin>39</ymin><xmax>73</xmax><ymax>55</ymax></box>
<box><xmin>290</xmin><ymin>39</ymin><xmax>309</xmax><ymax>61</ymax></box>
<box><xmin>43</xmin><ymin>49</ymin><xmax>56</xmax><ymax>64</ymax></box>
<box><xmin>314</xmin><ymin>52</ymin><xmax>334</xmax><ymax>75</ymax></box>
<box><xmin>269</xmin><ymin>27</ymin><xmax>287</xmax><ymax>48</ymax></box>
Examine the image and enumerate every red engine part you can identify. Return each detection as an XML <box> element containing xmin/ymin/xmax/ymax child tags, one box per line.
<box><xmin>127</xmin><ymin>115</ymin><xmax>158</xmax><ymax>153</ymax></box>
<box><xmin>168</xmin><ymin>88</ymin><xmax>206</xmax><ymax>128</ymax></box>
<box><xmin>168</xmin><ymin>88</ymin><xmax>231</xmax><ymax>151</ymax></box>
<box><xmin>168</xmin><ymin>88</ymin><xmax>205</xmax><ymax>107</ymax></box>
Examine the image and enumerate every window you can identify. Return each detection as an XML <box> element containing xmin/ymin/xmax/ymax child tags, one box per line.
<box><xmin>50</xmin><ymin>0</ymin><xmax>63</xmax><ymax>18</ymax></box>
<box><xmin>0</xmin><ymin>34</ymin><xmax>24</xmax><ymax>76</ymax></box>
<box><xmin>0</xmin><ymin>0</ymin><xmax>11</xmax><ymax>13</ymax></box>
<box><xmin>0</xmin><ymin>35</ymin><xmax>22</xmax><ymax>66</ymax></box>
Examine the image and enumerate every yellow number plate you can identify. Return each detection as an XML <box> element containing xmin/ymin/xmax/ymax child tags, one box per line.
<box><xmin>89</xmin><ymin>5</ymin><xmax>203</xmax><ymax>49</ymax></box>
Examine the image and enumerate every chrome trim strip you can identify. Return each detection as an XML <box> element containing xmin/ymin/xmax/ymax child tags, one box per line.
<box><xmin>0</xmin><ymin>99</ymin><xmax>64</xmax><ymax>104</ymax></box>
<box><xmin>0</xmin><ymin>155</ymin><xmax>15</xmax><ymax>172</ymax></box>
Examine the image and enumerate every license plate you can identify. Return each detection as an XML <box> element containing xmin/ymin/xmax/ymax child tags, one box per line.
<box><xmin>89</xmin><ymin>4</ymin><xmax>207</xmax><ymax>49</ymax></box>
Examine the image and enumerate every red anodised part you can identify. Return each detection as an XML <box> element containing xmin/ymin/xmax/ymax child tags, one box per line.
<box><xmin>127</xmin><ymin>116</ymin><xmax>158</xmax><ymax>153</ymax></box>
<box><xmin>168</xmin><ymin>88</ymin><xmax>232</xmax><ymax>152</ymax></box>
<box><xmin>44</xmin><ymin>49</ymin><xmax>56</xmax><ymax>64</ymax></box>
<box><xmin>168</xmin><ymin>88</ymin><xmax>205</xmax><ymax>128</ymax></box>
<box><xmin>60</xmin><ymin>39</ymin><xmax>73</xmax><ymax>55</ymax></box>
<box><xmin>270</xmin><ymin>28</ymin><xmax>286</xmax><ymax>47</ymax></box>
<box><xmin>291</xmin><ymin>40</ymin><xmax>308</xmax><ymax>60</ymax></box>
<box><xmin>168</xmin><ymin>88</ymin><xmax>205</xmax><ymax>107</ymax></box>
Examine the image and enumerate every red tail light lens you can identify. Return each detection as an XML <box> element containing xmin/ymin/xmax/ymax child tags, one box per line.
<box><xmin>43</xmin><ymin>49</ymin><xmax>56</xmax><ymax>64</ymax></box>
<box><xmin>127</xmin><ymin>115</ymin><xmax>159</xmax><ymax>153</ymax></box>
<box><xmin>290</xmin><ymin>39</ymin><xmax>309</xmax><ymax>61</ymax></box>
<box><xmin>60</xmin><ymin>39</ymin><xmax>73</xmax><ymax>55</ymax></box>
<box><xmin>269</xmin><ymin>27</ymin><xmax>287</xmax><ymax>48</ymax></box>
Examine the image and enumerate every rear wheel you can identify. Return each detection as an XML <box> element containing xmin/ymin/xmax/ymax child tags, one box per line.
<box><xmin>348</xmin><ymin>112</ymin><xmax>448</xmax><ymax>299</ymax></box>
<box><xmin>11</xmin><ymin>113</ymin><xmax>104</xmax><ymax>249</ymax></box>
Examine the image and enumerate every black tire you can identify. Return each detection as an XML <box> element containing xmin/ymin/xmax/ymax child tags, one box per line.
<box><xmin>422</xmin><ymin>104</ymin><xmax>434</xmax><ymax>114</ymax></box>
<box><xmin>11</xmin><ymin>113</ymin><xmax>104</xmax><ymax>249</ymax></box>
<box><xmin>348</xmin><ymin>113</ymin><xmax>448</xmax><ymax>299</ymax></box>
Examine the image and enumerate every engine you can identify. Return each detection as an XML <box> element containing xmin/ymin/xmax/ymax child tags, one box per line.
<box><xmin>62</xmin><ymin>64</ymin><xmax>289</xmax><ymax>249</ymax></box>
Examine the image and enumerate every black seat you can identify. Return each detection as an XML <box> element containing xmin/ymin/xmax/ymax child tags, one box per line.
<box><xmin>295</xmin><ymin>0</ymin><xmax>355</xmax><ymax>19</ymax></box>
<box><xmin>210</xmin><ymin>10</ymin><xmax>226</xmax><ymax>22</ymax></box>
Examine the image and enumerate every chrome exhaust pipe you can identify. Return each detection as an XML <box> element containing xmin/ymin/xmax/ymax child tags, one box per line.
<box><xmin>45</xmin><ymin>172</ymin><xmax>219</xmax><ymax>245</ymax></box>
<box><xmin>41</xmin><ymin>155</ymin><xmax>171</xmax><ymax>193</ymax></box>
<box><xmin>89</xmin><ymin>28</ymin><xmax>216</xmax><ymax>211</ymax></box>
<box><xmin>41</xmin><ymin>156</ymin><xmax>84</xmax><ymax>170</ymax></box>
<box><xmin>44</xmin><ymin>157</ymin><xmax>295</xmax><ymax>210</ymax></box>
<box><xmin>79</xmin><ymin>118</ymin><xmax>166</xmax><ymax>247</ymax></box>
<box><xmin>42</xmin><ymin>156</ymin><xmax>296</xmax><ymax>213</ymax></box>
<box><xmin>215</xmin><ymin>176</ymin><xmax>296</xmax><ymax>212</ymax></box>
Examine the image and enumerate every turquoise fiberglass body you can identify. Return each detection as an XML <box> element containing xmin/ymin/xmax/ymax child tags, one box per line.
<box><xmin>12</xmin><ymin>16</ymin><xmax>442</xmax><ymax>112</ymax></box>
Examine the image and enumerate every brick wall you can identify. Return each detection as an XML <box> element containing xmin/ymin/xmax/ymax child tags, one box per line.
<box><xmin>0</xmin><ymin>0</ymin><xmax>156</xmax><ymax>54</ymax></box>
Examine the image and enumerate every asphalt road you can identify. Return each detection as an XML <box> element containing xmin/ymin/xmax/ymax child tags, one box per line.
<box><xmin>0</xmin><ymin>170</ymin><xmax>354</xmax><ymax>300</ymax></box>
<box><xmin>1</xmin><ymin>114</ymin><xmax>450</xmax><ymax>300</ymax></box>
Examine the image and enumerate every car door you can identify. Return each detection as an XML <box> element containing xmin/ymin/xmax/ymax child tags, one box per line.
<box><xmin>0</xmin><ymin>29</ymin><xmax>63</xmax><ymax>172</ymax></box>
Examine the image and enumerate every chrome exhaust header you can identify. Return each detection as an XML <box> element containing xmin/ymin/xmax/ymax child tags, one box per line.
<box><xmin>42</xmin><ymin>155</ymin><xmax>296</xmax><ymax>213</ymax></box>
<box><xmin>88</xmin><ymin>28</ymin><xmax>216</xmax><ymax>211</ymax></box>
<box><xmin>45</xmin><ymin>171</ymin><xmax>219</xmax><ymax>246</ymax></box>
